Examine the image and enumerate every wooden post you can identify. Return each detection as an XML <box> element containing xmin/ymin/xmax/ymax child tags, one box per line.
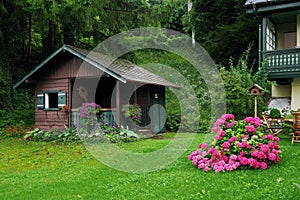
<box><xmin>254</xmin><ymin>96</ymin><xmax>257</xmax><ymax>118</ymax></box>
<box><xmin>116</xmin><ymin>81</ymin><xmax>120</xmax><ymax>127</ymax></box>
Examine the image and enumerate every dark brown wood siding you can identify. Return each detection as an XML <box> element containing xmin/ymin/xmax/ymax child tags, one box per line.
<box><xmin>33</xmin><ymin>52</ymin><xmax>104</xmax><ymax>81</ymax></box>
<box><xmin>35</xmin><ymin>78</ymin><xmax>69</xmax><ymax>130</ymax></box>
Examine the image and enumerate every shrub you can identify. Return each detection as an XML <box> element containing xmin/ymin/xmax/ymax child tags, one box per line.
<box><xmin>1</xmin><ymin>124</ymin><xmax>33</xmax><ymax>138</ymax></box>
<box><xmin>269</xmin><ymin>108</ymin><xmax>282</xmax><ymax>118</ymax></box>
<box><xmin>188</xmin><ymin>114</ymin><xmax>281</xmax><ymax>172</ymax></box>
<box><xmin>24</xmin><ymin>127</ymin><xmax>80</xmax><ymax>143</ymax></box>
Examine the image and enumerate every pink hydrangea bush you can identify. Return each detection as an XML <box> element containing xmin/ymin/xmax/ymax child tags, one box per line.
<box><xmin>188</xmin><ymin>114</ymin><xmax>281</xmax><ymax>173</ymax></box>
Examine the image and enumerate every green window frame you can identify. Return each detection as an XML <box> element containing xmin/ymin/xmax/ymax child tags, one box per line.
<box><xmin>37</xmin><ymin>91</ymin><xmax>66</xmax><ymax>111</ymax></box>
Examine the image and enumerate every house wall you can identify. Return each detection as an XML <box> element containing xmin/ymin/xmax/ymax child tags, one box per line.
<box><xmin>291</xmin><ymin>77</ymin><xmax>300</xmax><ymax>110</ymax></box>
<box><xmin>276</xmin><ymin>22</ymin><xmax>296</xmax><ymax>50</ymax></box>
<box><xmin>35</xmin><ymin>78</ymin><xmax>69</xmax><ymax>130</ymax></box>
<box><xmin>35</xmin><ymin>52</ymin><xmax>104</xmax><ymax>80</ymax></box>
<box><xmin>271</xmin><ymin>84</ymin><xmax>291</xmax><ymax>98</ymax></box>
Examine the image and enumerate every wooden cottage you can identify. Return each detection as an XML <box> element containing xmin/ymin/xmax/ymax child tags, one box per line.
<box><xmin>14</xmin><ymin>45</ymin><xmax>178</xmax><ymax>133</ymax></box>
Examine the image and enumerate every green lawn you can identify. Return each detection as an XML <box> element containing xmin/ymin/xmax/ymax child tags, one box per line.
<box><xmin>1</xmin><ymin>133</ymin><xmax>300</xmax><ymax>200</ymax></box>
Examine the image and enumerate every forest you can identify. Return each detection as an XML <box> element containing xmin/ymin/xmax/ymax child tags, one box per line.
<box><xmin>0</xmin><ymin>0</ymin><xmax>267</xmax><ymax>133</ymax></box>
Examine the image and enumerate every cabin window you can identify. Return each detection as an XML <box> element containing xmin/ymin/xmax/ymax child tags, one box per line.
<box><xmin>37</xmin><ymin>91</ymin><xmax>66</xmax><ymax>110</ymax></box>
<box><xmin>266</xmin><ymin>19</ymin><xmax>276</xmax><ymax>51</ymax></box>
<box><xmin>45</xmin><ymin>93</ymin><xmax>58</xmax><ymax>109</ymax></box>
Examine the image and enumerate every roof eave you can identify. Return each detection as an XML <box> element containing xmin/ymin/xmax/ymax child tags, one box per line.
<box><xmin>13</xmin><ymin>45</ymin><xmax>66</xmax><ymax>89</ymax></box>
<box><xmin>246</xmin><ymin>1</ymin><xmax>300</xmax><ymax>14</ymax></box>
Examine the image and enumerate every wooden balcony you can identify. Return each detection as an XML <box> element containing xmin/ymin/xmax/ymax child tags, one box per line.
<box><xmin>263</xmin><ymin>48</ymin><xmax>300</xmax><ymax>79</ymax></box>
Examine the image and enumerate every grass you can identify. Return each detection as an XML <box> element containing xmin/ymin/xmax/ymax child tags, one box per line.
<box><xmin>1</xmin><ymin>133</ymin><xmax>300</xmax><ymax>199</ymax></box>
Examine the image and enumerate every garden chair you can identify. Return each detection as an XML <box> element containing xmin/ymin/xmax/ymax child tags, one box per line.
<box><xmin>292</xmin><ymin>112</ymin><xmax>300</xmax><ymax>144</ymax></box>
<box><xmin>262</xmin><ymin>112</ymin><xmax>284</xmax><ymax>136</ymax></box>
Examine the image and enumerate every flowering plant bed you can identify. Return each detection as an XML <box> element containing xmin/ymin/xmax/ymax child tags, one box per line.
<box><xmin>188</xmin><ymin>114</ymin><xmax>281</xmax><ymax>172</ymax></box>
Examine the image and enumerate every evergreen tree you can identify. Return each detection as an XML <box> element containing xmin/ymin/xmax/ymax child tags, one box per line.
<box><xmin>185</xmin><ymin>0</ymin><xmax>258</xmax><ymax>67</ymax></box>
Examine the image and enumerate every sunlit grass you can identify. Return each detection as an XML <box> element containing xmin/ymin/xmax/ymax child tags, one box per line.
<box><xmin>0</xmin><ymin>133</ymin><xmax>300</xmax><ymax>199</ymax></box>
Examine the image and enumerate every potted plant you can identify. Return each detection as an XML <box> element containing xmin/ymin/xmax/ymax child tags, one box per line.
<box><xmin>269</xmin><ymin>108</ymin><xmax>282</xmax><ymax>119</ymax></box>
<box><xmin>121</xmin><ymin>104</ymin><xmax>142</xmax><ymax>124</ymax></box>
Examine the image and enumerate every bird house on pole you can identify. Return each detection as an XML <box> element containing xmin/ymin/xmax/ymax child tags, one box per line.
<box><xmin>248</xmin><ymin>84</ymin><xmax>264</xmax><ymax>117</ymax></box>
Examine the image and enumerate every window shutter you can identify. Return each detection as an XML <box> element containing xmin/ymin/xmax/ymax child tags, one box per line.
<box><xmin>58</xmin><ymin>92</ymin><xmax>67</xmax><ymax>109</ymax></box>
<box><xmin>37</xmin><ymin>93</ymin><xmax>44</xmax><ymax>110</ymax></box>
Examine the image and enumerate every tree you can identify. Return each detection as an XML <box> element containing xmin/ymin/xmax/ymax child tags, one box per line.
<box><xmin>185</xmin><ymin>0</ymin><xmax>258</xmax><ymax>67</ymax></box>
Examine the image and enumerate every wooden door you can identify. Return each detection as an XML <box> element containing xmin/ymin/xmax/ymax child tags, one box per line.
<box><xmin>284</xmin><ymin>32</ymin><xmax>296</xmax><ymax>49</ymax></box>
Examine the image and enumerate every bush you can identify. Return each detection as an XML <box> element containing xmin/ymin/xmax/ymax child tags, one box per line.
<box><xmin>24</xmin><ymin>127</ymin><xmax>80</xmax><ymax>143</ymax></box>
<box><xmin>188</xmin><ymin>114</ymin><xmax>281</xmax><ymax>172</ymax></box>
<box><xmin>220</xmin><ymin>46</ymin><xmax>272</xmax><ymax>119</ymax></box>
<box><xmin>269</xmin><ymin>108</ymin><xmax>281</xmax><ymax>118</ymax></box>
<box><xmin>1</xmin><ymin>124</ymin><xmax>33</xmax><ymax>138</ymax></box>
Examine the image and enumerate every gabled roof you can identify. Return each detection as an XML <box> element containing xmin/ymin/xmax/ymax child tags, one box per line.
<box><xmin>14</xmin><ymin>45</ymin><xmax>179</xmax><ymax>89</ymax></box>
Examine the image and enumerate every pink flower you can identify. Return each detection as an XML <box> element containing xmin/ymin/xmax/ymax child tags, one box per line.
<box><xmin>192</xmin><ymin>159</ymin><xmax>198</xmax><ymax>166</ymax></box>
<box><xmin>263</xmin><ymin>134</ymin><xmax>273</xmax><ymax>140</ymax></box>
<box><xmin>271</xmin><ymin>149</ymin><xmax>279</xmax><ymax>155</ymax></box>
<box><xmin>222</xmin><ymin>114</ymin><xmax>235</xmax><ymax>121</ymax></box>
<box><xmin>244</xmin><ymin>117</ymin><xmax>254</xmax><ymax>124</ymax></box>
<box><xmin>251</xmin><ymin>150</ymin><xmax>259</xmax><ymax>157</ymax></box>
<box><xmin>213</xmin><ymin>118</ymin><xmax>226</xmax><ymax>128</ymax></box>
<box><xmin>228</xmin><ymin>136</ymin><xmax>237</xmax><ymax>143</ymax></box>
<box><xmin>254</xmin><ymin>117</ymin><xmax>261</xmax><ymax>126</ymax></box>
<box><xmin>222</xmin><ymin>155</ymin><xmax>229</xmax><ymax>162</ymax></box>
<box><xmin>198</xmin><ymin>143</ymin><xmax>208</xmax><ymax>150</ymax></box>
<box><xmin>261</xmin><ymin>162</ymin><xmax>268</xmax><ymax>170</ymax></box>
<box><xmin>222</xmin><ymin>142</ymin><xmax>230</xmax><ymax>149</ymax></box>
<box><xmin>204</xmin><ymin>166</ymin><xmax>210</xmax><ymax>172</ymax></box>
<box><xmin>218</xmin><ymin>130</ymin><xmax>225</xmax><ymax>137</ymax></box>
<box><xmin>241</xmin><ymin>134</ymin><xmax>248</xmax><ymax>139</ymax></box>
<box><xmin>240</xmin><ymin>157</ymin><xmax>248</xmax><ymax>165</ymax></box>
<box><xmin>260</xmin><ymin>144</ymin><xmax>269</xmax><ymax>153</ymax></box>
<box><xmin>274</xmin><ymin>136</ymin><xmax>280</xmax><ymax>143</ymax></box>
<box><xmin>246</xmin><ymin>125</ymin><xmax>256</xmax><ymax>133</ymax></box>
<box><xmin>230</xmin><ymin>154</ymin><xmax>237</xmax><ymax>161</ymax></box>
<box><xmin>244</xmin><ymin>117</ymin><xmax>261</xmax><ymax>127</ymax></box>
<box><xmin>212</xmin><ymin>126</ymin><xmax>221</xmax><ymax>132</ymax></box>
<box><xmin>215</xmin><ymin>135</ymin><xmax>222</xmax><ymax>140</ymax></box>
<box><xmin>268</xmin><ymin>153</ymin><xmax>277</xmax><ymax>161</ymax></box>
<box><xmin>257</xmin><ymin>151</ymin><xmax>267</xmax><ymax>159</ymax></box>
<box><xmin>226</xmin><ymin>121</ymin><xmax>237</xmax><ymax>129</ymax></box>
<box><xmin>198</xmin><ymin>163</ymin><xmax>205</xmax><ymax>169</ymax></box>
<box><xmin>248</xmin><ymin>158</ymin><xmax>258</xmax><ymax>168</ymax></box>
<box><xmin>268</xmin><ymin>142</ymin><xmax>275</xmax><ymax>149</ymax></box>
<box><xmin>254</xmin><ymin>161</ymin><xmax>261</xmax><ymax>169</ymax></box>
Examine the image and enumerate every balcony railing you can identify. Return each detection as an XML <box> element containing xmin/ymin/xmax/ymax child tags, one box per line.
<box><xmin>263</xmin><ymin>48</ymin><xmax>300</xmax><ymax>79</ymax></box>
<box><xmin>71</xmin><ymin>109</ymin><xmax>116</xmax><ymax>128</ymax></box>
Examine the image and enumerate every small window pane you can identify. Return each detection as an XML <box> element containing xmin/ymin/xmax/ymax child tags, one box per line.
<box><xmin>48</xmin><ymin>93</ymin><xmax>58</xmax><ymax>108</ymax></box>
